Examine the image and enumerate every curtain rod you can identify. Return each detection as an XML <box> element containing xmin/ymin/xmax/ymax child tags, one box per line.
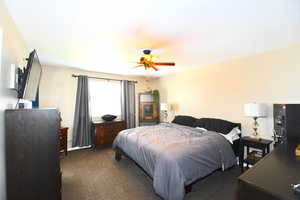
<box><xmin>72</xmin><ymin>74</ymin><xmax>138</xmax><ymax>83</ymax></box>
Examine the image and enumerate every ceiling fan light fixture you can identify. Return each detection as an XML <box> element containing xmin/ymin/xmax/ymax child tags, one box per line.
<box><xmin>143</xmin><ymin>49</ymin><xmax>151</xmax><ymax>55</ymax></box>
<box><xmin>133</xmin><ymin>48</ymin><xmax>175</xmax><ymax>71</ymax></box>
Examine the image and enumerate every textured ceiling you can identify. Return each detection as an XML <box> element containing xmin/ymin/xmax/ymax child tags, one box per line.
<box><xmin>4</xmin><ymin>0</ymin><xmax>300</xmax><ymax>76</ymax></box>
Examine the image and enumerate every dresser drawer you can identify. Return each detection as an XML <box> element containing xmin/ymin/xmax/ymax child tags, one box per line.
<box><xmin>96</xmin><ymin>136</ymin><xmax>105</xmax><ymax>145</ymax></box>
<box><xmin>104</xmin><ymin>123</ymin><xmax>117</xmax><ymax>129</ymax></box>
<box><xmin>114</xmin><ymin>122</ymin><xmax>126</xmax><ymax>133</ymax></box>
<box><xmin>103</xmin><ymin>127</ymin><xmax>116</xmax><ymax>134</ymax></box>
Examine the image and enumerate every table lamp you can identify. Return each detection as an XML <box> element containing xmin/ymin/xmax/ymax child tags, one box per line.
<box><xmin>160</xmin><ymin>103</ymin><xmax>170</xmax><ymax>122</ymax></box>
<box><xmin>244</xmin><ymin>103</ymin><xmax>267</xmax><ymax>138</ymax></box>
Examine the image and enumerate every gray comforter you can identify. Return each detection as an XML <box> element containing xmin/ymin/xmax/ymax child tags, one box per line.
<box><xmin>112</xmin><ymin>123</ymin><xmax>236</xmax><ymax>200</ymax></box>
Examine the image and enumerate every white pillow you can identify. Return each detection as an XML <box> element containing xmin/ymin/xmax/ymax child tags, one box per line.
<box><xmin>195</xmin><ymin>127</ymin><xmax>207</xmax><ymax>132</ymax></box>
<box><xmin>219</xmin><ymin>127</ymin><xmax>241</xmax><ymax>144</ymax></box>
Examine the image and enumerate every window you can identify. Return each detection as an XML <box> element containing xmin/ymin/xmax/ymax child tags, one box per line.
<box><xmin>89</xmin><ymin>79</ymin><xmax>122</xmax><ymax>119</ymax></box>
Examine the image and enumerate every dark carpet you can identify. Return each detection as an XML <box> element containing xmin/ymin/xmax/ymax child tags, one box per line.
<box><xmin>61</xmin><ymin>148</ymin><xmax>241</xmax><ymax>200</ymax></box>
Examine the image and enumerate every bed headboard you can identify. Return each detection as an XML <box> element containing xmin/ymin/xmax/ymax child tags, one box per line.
<box><xmin>172</xmin><ymin>115</ymin><xmax>197</xmax><ymax>127</ymax></box>
<box><xmin>193</xmin><ymin>118</ymin><xmax>241</xmax><ymax>134</ymax></box>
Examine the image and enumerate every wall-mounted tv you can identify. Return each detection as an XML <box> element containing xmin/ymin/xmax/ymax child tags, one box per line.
<box><xmin>18</xmin><ymin>50</ymin><xmax>42</xmax><ymax>101</ymax></box>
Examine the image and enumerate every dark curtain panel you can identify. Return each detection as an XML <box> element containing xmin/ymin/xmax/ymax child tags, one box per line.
<box><xmin>121</xmin><ymin>80</ymin><xmax>136</xmax><ymax>128</ymax></box>
<box><xmin>72</xmin><ymin>76</ymin><xmax>92</xmax><ymax>147</ymax></box>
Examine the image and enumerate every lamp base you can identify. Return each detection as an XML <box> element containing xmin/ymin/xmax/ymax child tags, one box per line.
<box><xmin>251</xmin><ymin>117</ymin><xmax>261</xmax><ymax>140</ymax></box>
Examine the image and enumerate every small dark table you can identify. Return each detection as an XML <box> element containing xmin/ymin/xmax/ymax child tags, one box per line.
<box><xmin>239</xmin><ymin>136</ymin><xmax>272</xmax><ymax>172</ymax></box>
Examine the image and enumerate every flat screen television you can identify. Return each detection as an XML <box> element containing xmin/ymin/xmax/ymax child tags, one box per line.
<box><xmin>18</xmin><ymin>50</ymin><xmax>42</xmax><ymax>101</ymax></box>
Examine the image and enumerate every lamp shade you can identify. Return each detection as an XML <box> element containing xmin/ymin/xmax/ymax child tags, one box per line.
<box><xmin>160</xmin><ymin>103</ymin><xmax>169</xmax><ymax>111</ymax></box>
<box><xmin>244</xmin><ymin>103</ymin><xmax>267</xmax><ymax>117</ymax></box>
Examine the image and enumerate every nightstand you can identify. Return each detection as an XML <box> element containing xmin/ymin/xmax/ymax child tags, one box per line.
<box><xmin>239</xmin><ymin>136</ymin><xmax>272</xmax><ymax>172</ymax></box>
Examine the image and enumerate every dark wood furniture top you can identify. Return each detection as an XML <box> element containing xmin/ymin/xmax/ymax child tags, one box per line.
<box><xmin>92</xmin><ymin>120</ymin><xmax>126</xmax><ymax>148</ymax></box>
<box><xmin>60</xmin><ymin>127</ymin><xmax>68</xmax><ymax>156</ymax></box>
<box><xmin>5</xmin><ymin>109</ymin><xmax>61</xmax><ymax>200</ymax></box>
<box><xmin>239</xmin><ymin>136</ymin><xmax>272</xmax><ymax>172</ymax></box>
<box><xmin>237</xmin><ymin>141</ymin><xmax>300</xmax><ymax>200</ymax></box>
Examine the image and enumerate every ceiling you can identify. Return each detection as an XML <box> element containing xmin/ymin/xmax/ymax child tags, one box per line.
<box><xmin>4</xmin><ymin>0</ymin><xmax>300</xmax><ymax>76</ymax></box>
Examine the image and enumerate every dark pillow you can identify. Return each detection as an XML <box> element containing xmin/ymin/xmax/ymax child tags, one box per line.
<box><xmin>172</xmin><ymin>115</ymin><xmax>197</xmax><ymax>127</ymax></box>
<box><xmin>193</xmin><ymin>118</ymin><xmax>239</xmax><ymax>134</ymax></box>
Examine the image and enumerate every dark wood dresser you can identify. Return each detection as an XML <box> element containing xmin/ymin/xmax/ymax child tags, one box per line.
<box><xmin>237</xmin><ymin>141</ymin><xmax>300</xmax><ymax>200</ymax></box>
<box><xmin>5</xmin><ymin>109</ymin><xmax>61</xmax><ymax>200</ymax></box>
<box><xmin>92</xmin><ymin>120</ymin><xmax>126</xmax><ymax>148</ymax></box>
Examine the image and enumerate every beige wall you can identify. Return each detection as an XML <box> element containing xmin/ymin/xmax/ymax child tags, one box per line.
<box><xmin>39</xmin><ymin>65</ymin><xmax>156</xmax><ymax>148</ymax></box>
<box><xmin>40</xmin><ymin>45</ymin><xmax>300</xmax><ymax>146</ymax></box>
<box><xmin>156</xmin><ymin>45</ymin><xmax>300</xmax><ymax>140</ymax></box>
<box><xmin>0</xmin><ymin>1</ymin><xmax>29</xmax><ymax>199</ymax></box>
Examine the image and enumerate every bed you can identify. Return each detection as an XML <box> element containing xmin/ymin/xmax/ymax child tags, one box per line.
<box><xmin>112</xmin><ymin>116</ymin><xmax>241</xmax><ymax>200</ymax></box>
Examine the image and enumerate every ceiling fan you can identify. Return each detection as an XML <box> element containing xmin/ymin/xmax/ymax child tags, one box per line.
<box><xmin>133</xmin><ymin>49</ymin><xmax>175</xmax><ymax>71</ymax></box>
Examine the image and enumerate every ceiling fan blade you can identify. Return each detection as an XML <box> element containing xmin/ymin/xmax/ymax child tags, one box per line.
<box><xmin>153</xmin><ymin>62</ymin><xmax>175</xmax><ymax>66</ymax></box>
<box><xmin>131</xmin><ymin>65</ymin><xmax>143</xmax><ymax>69</ymax></box>
<box><xmin>151</xmin><ymin>65</ymin><xmax>159</xmax><ymax>71</ymax></box>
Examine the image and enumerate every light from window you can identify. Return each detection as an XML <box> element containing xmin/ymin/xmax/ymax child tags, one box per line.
<box><xmin>89</xmin><ymin>79</ymin><xmax>121</xmax><ymax>119</ymax></box>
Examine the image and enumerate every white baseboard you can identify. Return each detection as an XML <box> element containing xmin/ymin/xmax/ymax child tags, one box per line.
<box><xmin>67</xmin><ymin>145</ymin><xmax>92</xmax><ymax>152</ymax></box>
